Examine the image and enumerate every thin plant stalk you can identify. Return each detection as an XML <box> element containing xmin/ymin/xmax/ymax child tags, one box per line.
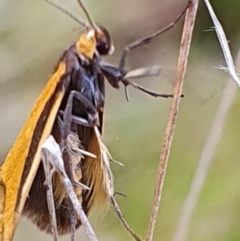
<box><xmin>203</xmin><ymin>0</ymin><xmax>240</xmax><ymax>86</ymax></box>
<box><xmin>145</xmin><ymin>1</ymin><xmax>200</xmax><ymax>241</ymax></box>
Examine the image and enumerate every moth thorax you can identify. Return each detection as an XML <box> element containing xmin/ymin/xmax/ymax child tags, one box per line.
<box><xmin>76</xmin><ymin>29</ymin><xmax>97</xmax><ymax>59</ymax></box>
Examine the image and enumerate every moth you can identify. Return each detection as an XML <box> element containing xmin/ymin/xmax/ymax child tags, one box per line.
<box><xmin>0</xmin><ymin>0</ymin><xmax>187</xmax><ymax>240</ymax></box>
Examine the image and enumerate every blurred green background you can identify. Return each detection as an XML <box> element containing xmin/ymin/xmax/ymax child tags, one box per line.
<box><xmin>1</xmin><ymin>0</ymin><xmax>240</xmax><ymax>241</ymax></box>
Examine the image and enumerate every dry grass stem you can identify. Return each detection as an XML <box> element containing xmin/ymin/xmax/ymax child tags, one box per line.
<box><xmin>203</xmin><ymin>0</ymin><xmax>240</xmax><ymax>86</ymax></box>
<box><xmin>145</xmin><ymin>1</ymin><xmax>199</xmax><ymax>241</ymax></box>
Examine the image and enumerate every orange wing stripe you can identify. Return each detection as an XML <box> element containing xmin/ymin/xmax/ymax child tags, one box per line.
<box><xmin>0</xmin><ymin>62</ymin><xmax>66</xmax><ymax>241</ymax></box>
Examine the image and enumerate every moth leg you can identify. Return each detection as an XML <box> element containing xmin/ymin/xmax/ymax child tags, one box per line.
<box><xmin>58</xmin><ymin>90</ymin><xmax>97</xmax><ymax>240</ymax></box>
<box><xmin>110</xmin><ymin>195</ymin><xmax>141</xmax><ymax>241</ymax></box>
<box><xmin>101</xmin><ymin>3</ymin><xmax>189</xmax><ymax>101</ymax></box>
<box><xmin>121</xmin><ymin>78</ymin><xmax>181</xmax><ymax>99</ymax></box>
<box><xmin>119</xmin><ymin>2</ymin><xmax>190</xmax><ymax>70</ymax></box>
<box><xmin>58</xmin><ymin>111</ymin><xmax>92</xmax><ymax>128</ymax></box>
<box><xmin>60</xmin><ymin>89</ymin><xmax>97</xmax><ymax>143</ymax></box>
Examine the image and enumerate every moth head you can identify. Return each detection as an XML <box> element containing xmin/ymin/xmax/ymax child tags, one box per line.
<box><xmin>77</xmin><ymin>27</ymin><xmax>114</xmax><ymax>59</ymax></box>
<box><xmin>95</xmin><ymin>26</ymin><xmax>115</xmax><ymax>56</ymax></box>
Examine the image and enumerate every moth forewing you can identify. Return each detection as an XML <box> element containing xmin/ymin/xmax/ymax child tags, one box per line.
<box><xmin>0</xmin><ymin>63</ymin><xmax>67</xmax><ymax>241</ymax></box>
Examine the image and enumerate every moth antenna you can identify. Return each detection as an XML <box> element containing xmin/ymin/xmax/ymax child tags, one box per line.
<box><xmin>114</xmin><ymin>192</ymin><xmax>127</xmax><ymax>198</ymax></box>
<box><xmin>45</xmin><ymin>0</ymin><xmax>87</xmax><ymax>27</ymax></box>
<box><xmin>76</xmin><ymin>0</ymin><xmax>97</xmax><ymax>30</ymax></box>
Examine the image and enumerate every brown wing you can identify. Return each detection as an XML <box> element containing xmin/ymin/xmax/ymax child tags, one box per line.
<box><xmin>23</xmin><ymin>45</ymin><xmax>110</xmax><ymax>234</ymax></box>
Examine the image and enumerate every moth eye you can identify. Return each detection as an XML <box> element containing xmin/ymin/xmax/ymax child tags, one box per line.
<box><xmin>97</xmin><ymin>38</ymin><xmax>109</xmax><ymax>55</ymax></box>
<box><xmin>96</xmin><ymin>27</ymin><xmax>114</xmax><ymax>55</ymax></box>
